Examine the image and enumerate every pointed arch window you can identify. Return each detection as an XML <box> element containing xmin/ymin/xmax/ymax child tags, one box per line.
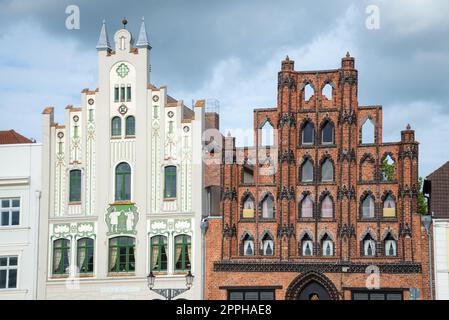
<box><xmin>261</xmin><ymin>194</ymin><xmax>274</xmax><ymax>219</ymax></box>
<box><xmin>300</xmin><ymin>195</ymin><xmax>313</xmax><ymax>218</ymax></box>
<box><xmin>242</xmin><ymin>233</ymin><xmax>254</xmax><ymax>256</ymax></box>
<box><xmin>383</xmin><ymin>194</ymin><xmax>396</xmax><ymax>218</ymax></box>
<box><xmin>260</xmin><ymin>120</ymin><xmax>274</xmax><ymax>146</ymax></box>
<box><xmin>261</xmin><ymin>233</ymin><xmax>274</xmax><ymax>256</ymax></box>
<box><xmin>384</xmin><ymin>233</ymin><xmax>397</xmax><ymax>257</ymax></box>
<box><xmin>111</xmin><ymin>116</ymin><xmax>121</xmax><ymax>137</ymax></box>
<box><xmin>322</xmin><ymin>121</ymin><xmax>334</xmax><ymax>144</ymax></box>
<box><xmin>322</xmin><ymin>83</ymin><xmax>333</xmax><ymax>100</ymax></box>
<box><xmin>150</xmin><ymin>235</ymin><xmax>168</xmax><ymax>272</ymax></box>
<box><xmin>304</xmin><ymin>84</ymin><xmax>314</xmax><ymax>101</ymax></box>
<box><xmin>382</xmin><ymin>155</ymin><xmax>396</xmax><ymax>181</ymax></box>
<box><xmin>362</xmin><ymin>195</ymin><xmax>375</xmax><ymax>218</ymax></box>
<box><xmin>321</xmin><ymin>195</ymin><xmax>333</xmax><ymax>218</ymax></box>
<box><xmin>125</xmin><ymin>116</ymin><xmax>135</xmax><ymax>136</ymax></box>
<box><xmin>361</xmin><ymin>117</ymin><xmax>375</xmax><ymax>144</ymax></box>
<box><xmin>242</xmin><ymin>196</ymin><xmax>255</xmax><ymax>219</ymax></box>
<box><xmin>164</xmin><ymin>166</ymin><xmax>177</xmax><ymax>199</ymax></box>
<box><xmin>301</xmin><ymin>159</ymin><xmax>314</xmax><ymax>182</ymax></box>
<box><xmin>69</xmin><ymin>169</ymin><xmax>82</xmax><ymax>202</ymax></box>
<box><xmin>301</xmin><ymin>234</ymin><xmax>313</xmax><ymax>256</ymax></box>
<box><xmin>363</xmin><ymin>234</ymin><xmax>376</xmax><ymax>257</ymax></box>
<box><xmin>115</xmin><ymin>162</ymin><xmax>131</xmax><ymax>201</ymax></box>
<box><xmin>321</xmin><ymin>159</ymin><xmax>334</xmax><ymax>182</ymax></box>
<box><xmin>321</xmin><ymin>234</ymin><xmax>334</xmax><ymax>256</ymax></box>
<box><xmin>302</xmin><ymin>122</ymin><xmax>314</xmax><ymax>145</ymax></box>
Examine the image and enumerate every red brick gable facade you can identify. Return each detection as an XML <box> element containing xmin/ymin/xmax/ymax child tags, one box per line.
<box><xmin>204</xmin><ymin>54</ymin><xmax>432</xmax><ymax>300</ymax></box>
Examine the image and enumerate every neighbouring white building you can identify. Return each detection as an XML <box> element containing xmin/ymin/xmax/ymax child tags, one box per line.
<box><xmin>0</xmin><ymin>130</ymin><xmax>42</xmax><ymax>299</ymax></box>
<box><xmin>37</xmin><ymin>19</ymin><xmax>207</xmax><ymax>300</ymax></box>
<box><xmin>425</xmin><ymin>162</ymin><xmax>449</xmax><ymax>300</ymax></box>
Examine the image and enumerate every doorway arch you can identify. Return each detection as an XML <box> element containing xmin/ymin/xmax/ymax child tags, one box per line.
<box><xmin>285</xmin><ymin>271</ymin><xmax>339</xmax><ymax>300</ymax></box>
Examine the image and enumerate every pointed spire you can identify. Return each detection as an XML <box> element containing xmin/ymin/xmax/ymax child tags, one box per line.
<box><xmin>96</xmin><ymin>20</ymin><xmax>111</xmax><ymax>51</ymax></box>
<box><xmin>136</xmin><ymin>17</ymin><xmax>151</xmax><ymax>49</ymax></box>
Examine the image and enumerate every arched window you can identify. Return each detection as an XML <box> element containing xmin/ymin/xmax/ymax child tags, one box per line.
<box><xmin>115</xmin><ymin>162</ymin><xmax>131</xmax><ymax>201</ymax></box>
<box><xmin>322</xmin><ymin>121</ymin><xmax>334</xmax><ymax>144</ymax></box>
<box><xmin>321</xmin><ymin>195</ymin><xmax>333</xmax><ymax>218</ymax></box>
<box><xmin>322</xmin><ymin>83</ymin><xmax>333</xmax><ymax>100</ymax></box>
<box><xmin>321</xmin><ymin>159</ymin><xmax>334</xmax><ymax>182</ymax></box>
<box><xmin>109</xmin><ymin>236</ymin><xmax>135</xmax><ymax>273</ymax></box>
<box><xmin>361</xmin><ymin>117</ymin><xmax>375</xmax><ymax>144</ymax></box>
<box><xmin>363</xmin><ymin>234</ymin><xmax>376</xmax><ymax>257</ymax></box>
<box><xmin>261</xmin><ymin>194</ymin><xmax>274</xmax><ymax>219</ymax></box>
<box><xmin>242</xmin><ymin>233</ymin><xmax>254</xmax><ymax>256</ymax></box>
<box><xmin>111</xmin><ymin>116</ymin><xmax>121</xmax><ymax>137</ymax></box>
<box><xmin>260</xmin><ymin>121</ymin><xmax>274</xmax><ymax>146</ymax></box>
<box><xmin>151</xmin><ymin>235</ymin><xmax>168</xmax><ymax>272</ymax></box>
<box><xmin>362</xmin><ymin>195</ymin><xmax>375</xmax><ymax>218</ymax></box>
<box><xmin>164</xmin><ymin>166</ymin><xmax>177</xmax><ymax>199</ymax></box>
<box><xmin>384</xmin><ymin>233</ymin><xmax>397</xmax><ymax>257</ymax></box>
<box><xmin>304</xmin><ymin>84</ymin><xmax>314</xmax><ymax>101</ymax></box>
<box><xmin>383</xmin><ymin>194</ymin><xmax>396</xmax><ymax>217</ymax></box>
<box><xmin>53</xmin><ymin>239</ymin><xmax>70</xmax><ymax>275</ymax></box>
<box><xmin>69</xmin><ymin>169</ymin><xmax>81</xmax><ymax>202</ymax></box>
<box><xmin>77</xmin><ymin>238</ymin><xmax>94</xmax><ymax>274</ymax></box>
<box><xmin>302</xmin><ymin>122</ymin><xmax>314</xmax><ymax>145</ymax></box>
<box><xmin>174</xmin><ymin>235</ymin><xmax>191</xmax><ymax>271</ymax></box>
<box><xmin>125</xmin><ymin>116</ymin><xmax>135</xmax><ymax>136</ymax></box>
<box><xmin>301</xmin><ymin>159</ymin><xmax>314</xmax><ymax>182</ymax></box>
<box><xmin>242</xmin><ymin>196</ymin><xmax>255</xmax><ymax>219</ymax></box>
<box><xmin>301</xmin><ymin>234</ymin><xmax>313</xmax><ymax>256</ymax></box>
<box><xmin>382</xmin><ymin>155</ymin><xmax>395</xmax><ymax>181</ymax></box>
<box><xmin>300</xmin><ymin>195</ymin><xmax>313</xmax><ymax>218</ymax></box>
<box><xmin>321</xmin><ymin>234</ymin><xmax>333</xmax><ymax>256</ymax></box>
<box><xmin>261</xmin><ymin>233</ymin><xmax>274</xmax><ymax>256</ymax></box>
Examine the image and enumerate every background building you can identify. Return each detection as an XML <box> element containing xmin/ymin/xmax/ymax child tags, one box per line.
<box><xmin>37</xmin><ymin>19</ymin><xmax>206</xmax><ymax>300</ymax></box>
<box><xmin>0</xmin><ymin>130</ymin><xmax>41</xmax><ymax>299</ymax></box>
<box><xmin>205</xmin><ymin>54</ymin><xmax>432</xmax><ymax>300</ymax></box>
<box><xmin>425</xmin><ymin>162</ymin><xmax>449</xmax><ymax>300</ymax></box>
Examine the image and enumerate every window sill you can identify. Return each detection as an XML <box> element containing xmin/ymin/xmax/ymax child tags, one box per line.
<box><xmin>259</xmin><ymin>219</ymin><xmax>276</xmax><ymax>223</ymax></box>
<box><xmin>125</xmin><ymin>135</ymin><xmax>136</xmax><ymax>139</ymax></box>
<box><xmin>163</xmin><ymin>198</ymin><xmax>177</xmax><ymax>202</ymax></box>
<box><xmin>68</xmin><ymin>202</ymin><xmax>81</xmax><ymax>206</ymax></box>
<box><xmin>108</xmin><ymin>272</ymin><xmax>136</xmax><ymax>277</ymax></box>
<box><xmin>239</xmin><ymin>218</ymin><xmax>256</xmax><ymax>222</ymax></box>
<box><xmin>111</xmin><ymin>201</ymin><xmax>135</xmax><ymax>205</ymax></box>
<box><xmin>78</xmin><ymin>273</ymin><xmax>95</xmax><ymax>278</ymax></box>
<box><xmin>110</xmin><ymin>136</ymin><xmax>122</xmax><ymax>140</ymax></box>
<box><xmin>49</xmin><ymin>275</ymin><xmax>69</xmax><ymax>279</ymax></box>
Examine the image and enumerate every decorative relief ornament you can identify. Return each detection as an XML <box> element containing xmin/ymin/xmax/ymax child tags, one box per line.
<box><xmin>118</xmin><ymin>104</ymin><xmax>128</xmax><ymax>115</ymax></box>
<box><xmin>116</xmin><ymin>63</ymin><xmax>130</xmax><ymax>78</ymax></box>
<box><xmin>57</xmin><ymin>132</ymin><xmax>64</xmax><ymax>139</ymax></box>
<box><xmin>105</xmin><ymin>203</ymin><xmax>139</xmax><ymax>236</ymax></box>
<box><xmin>73</xmin><ymin>115</ymin><xmax>79</xmax><ymax>122</ymax></box>
<box><xmin>167</xmin><ymin>111</ymin><xmax>174</xmax><ymax>118</ymax></box>
<box><xmin>183</xmin><ymin>126</ymin><xmax>190</xmax><ymax>133</ymax></box>
<box><xmin>88</xmin><ymin>98</ymin><xmax>95</xmax><ymax>105</ymax></box>
<box><xmin>152</xmin><ymin>95</ymin><xmax>159</xmax><ymax>102</ymax></box>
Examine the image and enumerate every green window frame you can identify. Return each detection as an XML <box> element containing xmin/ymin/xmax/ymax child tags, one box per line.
<box><xmin>53</xmin><ymin>239</ymin><xmax>70</xmax><ymax>275</ymax></box>
<box><xmin>174</xmin><ymin>235</ymin><xmax>191</xmax><ymax>271</ymax></box>
<box><xmin>69</xmin><ymin>170</ymin><xmax>82</xmax><ymax>202</ymax></box>
<box><xmin>120</xmin><ymin>85</ymin><xmax>125</xmax><ymax>102</ymax></box>
<box><xmin>77</xmin><ymin>238</ymin><xmax>94</xmax><ymax>274</ymax></box>
<box><xmin>164</xmin><ymin>166</ymin><xmax>177</xmax><ymax>199</ymax></box>
<box><xmin>150</xmin><ymin>236</ymin><xmax>168</xmax><ymax>272</ymax></box>
<box><xmin>115</xmin><ymin>162</ymin><xmax>131</xmax><ymax>201</ymax></box>
<box><xmin>126</xmin><ymin>85</ymin><xmax>131</xmax><ymax>102</ymax></box>
<box><xmin>111</xmin><ymin>117</ymin><xmax>121</xmax><ymax>137</ymax></box>
<box><xmin>114</xmin><ymin>86</ymin><xmax>119</xmax><ymax>102</ymax></box>
<box><xmin>125</xmin><ymin>116</ymin><xmax>135</xmax><ymax>136</ymax></box>
<box><xmin>109</xmin><ymin>236</ymin><xmax>135</xmax><ymax>273</ymax></box>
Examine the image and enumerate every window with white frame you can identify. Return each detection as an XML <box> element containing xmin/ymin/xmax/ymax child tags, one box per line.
<box><xmin>0</xmin><ymin>256</ymin><xmax>18</xmax><ymax>289</ymax></box>
<box><xmin>1</xmin><ymin>198</ymin><xmax>20</xmax><ymax>227</ymax></box>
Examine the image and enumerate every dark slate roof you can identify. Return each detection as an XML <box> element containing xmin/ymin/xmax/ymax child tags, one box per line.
<box><xmin>427</xmin><ymin>161</ymin><xmax>449</xmax><ymax>219</ymax></box>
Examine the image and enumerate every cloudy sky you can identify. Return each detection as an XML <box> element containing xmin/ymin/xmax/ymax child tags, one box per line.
<box><xmin>0</xmin><ymin>0</ymin><xmax>448</xmax><ymax>177</ymax></box>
